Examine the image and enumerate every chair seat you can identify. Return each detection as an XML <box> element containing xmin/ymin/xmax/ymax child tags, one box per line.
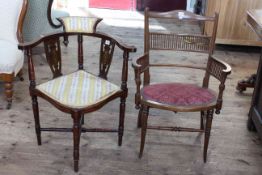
<box><xmin>36</xmin><ymin>70</ymin><xmax>120</xmax><ymax>109</ymax></box>
<box><xmin>141</xmin><ymin>83</ymin><xmax>217</xmax><ymax>110</ymax></box>
<box><xmin>0</xmin><ymin>40</ymin><xmax>24</xmax><ymax>75</ymax></box>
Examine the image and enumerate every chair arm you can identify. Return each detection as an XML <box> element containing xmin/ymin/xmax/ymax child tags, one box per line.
<box><xmin>207</xmin><ymin>55</ymin><xmax>232</xmax><ymax>114</ymax></box>
<box><xmin>96</xmin><ymin>31</ymin><xmax>136</xmax><ymax>53</ymax></box>
<box><xmin>208</xmin><ymin>55</ymin><xmax>231</xmax><ymax>81</ymax></box>
<box><xmin>132</xmin><ymin>53</ymin><xmax>150</xmax><ymax>73</ymax></box>
<box><xmin>18</xmin><ymin>31</ymin><xmax>64</xmax><ymax>50</ymax></box>
<box><xmin>132</xmin><ymin>53</ymin><xmax>150</xmax><ymax>109</ymax></box>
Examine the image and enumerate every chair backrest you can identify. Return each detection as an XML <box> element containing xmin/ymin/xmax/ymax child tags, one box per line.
<box><xmin>142</xmin><ymin>8</ymin><xmax>219</xmax><ymax>86</ymax></box>
<box><xmin>144</xmin><ymin>8</ymin><xmax>218</xmax><ymax>59</ymax></box>
<box><xmin>22</xmin><ymin>0</ymin><xmax>66</xmax><ymax>42</ymax></box>
<box><xmin>19</xmin><ymin>31</ymin><xmax>136</xmax><ymax>88</ymax></box>
<box><xmin>0</xmin><ymin>0</ymin><xmax>28</xmax><ymax>43</ymax></box>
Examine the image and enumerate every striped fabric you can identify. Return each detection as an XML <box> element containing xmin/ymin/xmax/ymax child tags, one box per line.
<box><xmin>36</xmin><ymin>70</ymin><xmax>120</xmax><ymax>108</ymax></box>
<box><xmin>60</xmin><ymin>16</ymin><xmax>100</xmax><ymax>33</ymax></box>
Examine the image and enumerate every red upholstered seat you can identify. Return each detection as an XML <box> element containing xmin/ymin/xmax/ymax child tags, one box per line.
<box><xmin>132</xmin><ymin>8</ymin><xmax>231</xmax><ymax>162</ymax></box>
<box><xmin>141</xmin><ymin>83</ymin><xmax>217</xmax><ymax>107</ymax></box>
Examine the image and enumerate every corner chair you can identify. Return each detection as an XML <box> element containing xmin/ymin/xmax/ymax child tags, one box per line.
<box><xmin>18</xmin><ymin>17</ymin><xmax>136</xmax><ymax>171</ymax></box>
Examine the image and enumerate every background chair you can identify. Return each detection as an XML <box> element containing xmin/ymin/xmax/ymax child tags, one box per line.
<box><xmin>132</xmin><ymin>8</ymin><xmax>231</xmax><ymax>162</ymax></box>
<box><xmin>18</xmin><ymin>19</ymin><xmax>136</xmax><ymax>172</ymax></box>
<box><xmin>0</xmin><ymin>0</ymin><xmax>28</xmax><ymax>109</ymax></box>
<box><xmin>23</xmin><ymin>0</ymin><xmax>69</xmax><ymax>44</ymax></box>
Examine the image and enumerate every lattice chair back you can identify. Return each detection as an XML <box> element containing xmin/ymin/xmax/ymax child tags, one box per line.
<box><xmin>144</xmin><ymin>8</ymin><xmax>218</xmax><ymax>55</ymax></box>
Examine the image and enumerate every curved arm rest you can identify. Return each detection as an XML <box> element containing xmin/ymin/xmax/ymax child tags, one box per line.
<box><xmin>212</xmin><ymin>56</ymin><xmax>231</xmax><ymax>74</ymax></box>
<box><xmin>132</xmin><ymin>53</ymin><xmax>150</xmax><ymax>108</ymax></box>
<box><xmin>208</xmin><ymin>55</ymin><xmax>231</xmax><ymax>82</ymax></box>
<box><xmin>96</xmin><ymin>31</ymin><xmax>136</xmax><ymax>53</ymax></box>
<box><xmin>18</xmin><ymin>31</ymin><xmax>64</xmax><ymax>50</ymax></box>
<box><xmin>18</xmin><ymin>32</ymin><xmax>137</xmax><ymax>53</ymax></box>
<box><xmin>132</xmin><ymin>53</ymin><xmax>149</xmax><ymax>73</ymax></box>
<box><xmin>207</xmin><ymin>55</ymin><xmax>231</xmax><ymax>114</ymax></box>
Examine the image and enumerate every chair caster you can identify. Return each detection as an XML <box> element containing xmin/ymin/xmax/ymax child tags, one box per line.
<box><xmin>236</xmin><ymin>74</ymin><xmax>256</xmax><ymax>93</ymax></box>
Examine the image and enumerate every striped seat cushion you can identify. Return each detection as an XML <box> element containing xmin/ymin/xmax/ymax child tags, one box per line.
<box><xmin>36</xmin><ymin>70</ymin><xmax>120</xmax><ymax>108</ymax></box>
<box><xmin>59</xmin><ymin>16</ymin><xmax>102</xmax><ymax>33</ymax></box>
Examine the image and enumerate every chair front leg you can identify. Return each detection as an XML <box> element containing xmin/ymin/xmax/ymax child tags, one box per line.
<box><xmin>139</xmin><ymin>105</ymin><xmax>149</xmax><ymax>158</ymax></box>
<box><xmin>118</xmin><ymin>97</ymin><xmax>126</xmax><ymax>146</ymax></box>
<box><xmin>72</xmin><ymin>112</ymin><xmax>81</xmax><ymax>172</ymax></box>
<box><xmin>203</xmin><ymin>109</ymin><xmax>214</xmax><ymax>162</ymax></box>
<box><xmin>4</xmin><ymin>77</ymin><xmax>13</xmax><ymax>109</ymax></box>
<box><xmin>32</xmin><ymin>96</ymin><xmax>41</xmax><ymax>145</ymax></box>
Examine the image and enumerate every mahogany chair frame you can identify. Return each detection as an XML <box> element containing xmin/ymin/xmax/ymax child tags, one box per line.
<box><xmin>0</xmin><ymin>0</ymin><xmax>28</xmax><ymax>109</ymax></box>
<box><xmin>132</xmin><ymin>8</ymin><xmax>231</xmax><ymax>162</ymax></box>
<box><xmin>18</xmin><ymin>31</ymin><xmax>136</xmax><ymax>172</ymax></box>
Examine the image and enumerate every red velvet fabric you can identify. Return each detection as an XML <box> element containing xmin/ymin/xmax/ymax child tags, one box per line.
<box><xmin>141</xmin><ymin>83</ymin><xmax>216</xmax><ymax>107</ymax></box>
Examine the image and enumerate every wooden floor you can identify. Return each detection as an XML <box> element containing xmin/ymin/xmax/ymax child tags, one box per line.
<box><xmin>0</xmin><ymin>9</ymin><xmax>262</xmax><ymax>175</ymax></box>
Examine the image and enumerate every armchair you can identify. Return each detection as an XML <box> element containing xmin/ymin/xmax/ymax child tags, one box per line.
<box><xmin>132</xmin><ymin>8</ymin><xmax>231</xmax><ymax>161</ymax></box>
<box><xmin>18</xmin><ymin>20</ymin><xmax>136</xmax><ymax>172</ymax></box>
<box><xmin>0</xmin><ymin>0</ymin><xmax>28</xmax><ymax>109</ymax></box>
<box><xmin>23</xmin><ymin>0</ymin><xmax>69</xmax><ymax>44</ymax></box>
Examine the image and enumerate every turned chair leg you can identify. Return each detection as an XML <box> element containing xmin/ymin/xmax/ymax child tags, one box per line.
<box><xmin>4</xmin><ymin>75</ymin><xmax>13</xmax><ymax>109</ymax></box>
<box><xmin>203</xmin><ymin>109</ymin><xmax>214</xmax><ymax>162</ymax></box>
<box><xmin>32</xmin><ymin>96</ymin><xmax>41</xmax><ymax>145</ymax></box>
<box><xmin>139</xmin><ymin>105</ymin><xmax>149</xmax><ymax>158</ymax></box>
<box><xmin>118</xmin><ymin>97</ymin><xmax>126</xmax><ymax>146</ymax></box>
<box><xmin>72</xmin><ymin>113</ymin><xmax>81</xmax><ymax>172</ymax></box>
